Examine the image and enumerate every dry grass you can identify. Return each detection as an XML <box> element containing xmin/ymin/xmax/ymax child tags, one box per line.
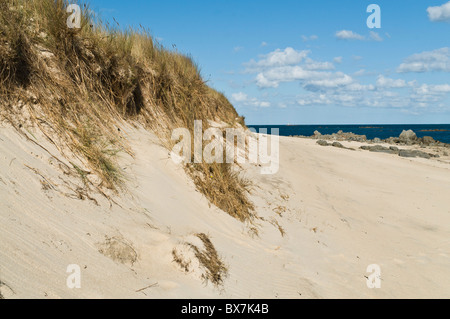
<box><xmin>188</xmin><ymin>162</ymin><xmax>254</xmax><ymax>222</ymax></box>
<box><xmin>0</xmin><ymin>0</ymin><xmax>254</xmax><ymax>221</ymax></box>
<box><xmin>188</xmin><ymin>233</ymin><xmax>228</xmax><ymax>286</ymax></box>
<box><xmin>270</xmin><ymin>218</ymin><xmax>286</xmax><ymax>237</ymax></box>
<box><xmin>172</xmin><ymin>234</ymin><xmax>228</xmax><ymax>286</ymax></box>
<box><xmin>172</xmin><ymin>249</ymin><xmax>192</xmax><ymax>273</ymax></box>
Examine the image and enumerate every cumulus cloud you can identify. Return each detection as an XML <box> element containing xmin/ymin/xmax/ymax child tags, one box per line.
<box><xmin>333</xmin><ymin>56</ymin><xmax>343</xmax><ymax>64</ymax></box>
<box><xmin>254</xmin><ymin>66</ymin><xmax>315</xmax><ymax>88</ymax></box>
<box><xmin>415</xmin><ymin>83</ymin><xmax>450</xmax><ymax>94</ymax></box>
<box><xmin>345</xmin><ymin>83</ymin><xmax>375</xmax><ymax>91</ymax></box>
<box><xmin>303</xmin><ymin>58</ymin><xmax>335</xmax><ymax>71</ymax></box>
<box><xmin>241</xmin><ymin>48</ymin><xmax>450</xmax><ymax>112</ymax></box>
<box><xmin>303</xmin><ymin>73</ymin><xmax>353</xmax><ymax>91</ymax></box>
<box><xmin>376</xmin><ymin>75</ymin><xmax>408</xmax><ymax>88</ymax></box>
<box><xmin>397</xmin><ymin>47</ymin><xmax>450</xmax><ymax>73</ymax></box>
<box><xmin>245</xmin><ymin>47</ymin><xmax>309</xmax><ymax>71</ymax></box>
<box><xmin>231</xmin><ymin>92</ymin><xmax>248</xmax><ymax>102</ymax></box>
<box><xmin>231</xmin><ymin>92</ymin><xmax>270</xmax><ymax>107</ymax></box>
<box><xmin>335</xmin><ymin>30</ymin><xmax>382</xmax><ymax>42</ymax></box>
<box><xmin>370</xmin><ymin>31</ymin><xmax>383</xmax><ymax>42</ymax></box>
<box><xmin>301</xmin><ymin>35</ymin><xmax>318</xmax><ymax>42</ymax></box>
<box><xmin>427</xmin><ymin>1</ymin><xmax>450</xmax><ymax>22</ymax></box>
<box><xmin>295</xmin><ymin>78</ymin><xmax>450</xmax><ymax>110</ymax></box>
<box><xmin>296</xmin><ymin>89</ymin><xmax>406</xmax><ymax>108</ymax></box>
<box><xmin>254</xmin><ymin>66</ymin><xmax>350</xmax><ymax>89</ymax></box>
<box><xmin>335</xmin><ymin>30</ymin><xmax>365</xmax><ymax>40</ymax></box>
<box><xmin>244</xmin><ymin>48</ymin><xmax>342</xmax><ymax>89</ymax></box>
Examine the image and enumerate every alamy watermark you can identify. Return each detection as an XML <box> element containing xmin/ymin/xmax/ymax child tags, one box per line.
<box><xmin>366</xmin><ymin>264</ymin><xmax>381</xmax><ymax>289</ymax></box>
<box><xmin>66</xmin><ymin>264</ymin><xmax>81</xmax><ymax>289</ymax></box>
<box><xmin>367</xmin><ymin>4</ymin><xmax>381</xmax><ymax>29</ymax></box>
<box><xmin>170</xmin><ymin>121</ymin><xmax>280</xmax><ymax>175</ymax></box>
<box><xmin>67</xmin><ymin>4</ymin><xmax>81</xmax><ymax>29</ymax></box>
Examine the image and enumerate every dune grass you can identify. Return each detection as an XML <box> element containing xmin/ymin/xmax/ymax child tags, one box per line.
<box><xmin>0</xmin><ymin>0</ymin><xmax>254</xmax><ymax>221</ymax></box>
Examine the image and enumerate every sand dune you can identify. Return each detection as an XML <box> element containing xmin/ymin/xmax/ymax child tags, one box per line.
<box><xmin>1</xmin><ymin>125</ymin><xmax>449</xmax><ymax>298</ymax></box>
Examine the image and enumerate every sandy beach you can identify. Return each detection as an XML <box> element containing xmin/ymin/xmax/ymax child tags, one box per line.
<box><xmin>1</xmin><ymin>124</ymin><xmax>449</xmax><ymax>299</ymax></box>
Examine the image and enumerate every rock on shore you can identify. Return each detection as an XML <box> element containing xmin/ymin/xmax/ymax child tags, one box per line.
<box><xmin>309</xmin><ymin>129</ymin><xmax>449</xmax><ymax>148</ymax></box>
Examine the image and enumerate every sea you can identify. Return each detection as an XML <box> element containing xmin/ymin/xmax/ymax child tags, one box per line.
<box><xmin>248</xmin><ymin>124</ymin><xmax>450</xmax><ymax>144</ymax></box>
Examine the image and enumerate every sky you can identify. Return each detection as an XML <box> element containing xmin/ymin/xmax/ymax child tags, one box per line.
<box><xmin>86</xmin><ymin>0</ymin><xmax>450</xmax><ymax>124</ymax></box>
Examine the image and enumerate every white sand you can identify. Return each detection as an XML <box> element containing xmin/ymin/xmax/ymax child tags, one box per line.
<box><xmin>1</xmin><ymin>125</ymin><xmax>449</xmax><ymax>299</ymax></box>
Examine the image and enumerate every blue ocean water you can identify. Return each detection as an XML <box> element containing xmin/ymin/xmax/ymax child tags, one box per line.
<box><xmin>248</xmin><ymin>124</ymin><xmax>450</xmax><ymax>144</ymax></box>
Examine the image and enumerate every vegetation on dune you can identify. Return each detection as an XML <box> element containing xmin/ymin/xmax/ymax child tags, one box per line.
<box><xmin>0</xmin><ymin>0</ymin><xmax>254</xmax><ymax>221</ymax></box>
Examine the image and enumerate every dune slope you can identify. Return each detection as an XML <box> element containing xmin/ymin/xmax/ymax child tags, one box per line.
<box><xmin>1</xmin><ymin>125</ymin><xmax>449</xmax><ymax>299</ymax></box>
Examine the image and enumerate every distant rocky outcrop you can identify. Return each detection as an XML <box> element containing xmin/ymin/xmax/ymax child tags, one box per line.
<box><xmin>311</xmin><ymin>130</ymin><xmax>367</xmax><ymax>142</ymax></box>
<box><xmin>399</xmin><ymin>129</ymin><xmax>417</xmax><ymax>142</ymax></box>
<box><xmin>358</xmin><ymin>145</ymin><xmax>438</xmax><ymax>159</ymax></box>
<box><xmin>331</xmin><ymin>142</ymin><xmax>344</xmax><ymax>148</ymax></box>
<box><xmin>317</xmin><ymin>140</ymin><xmax>329</xmax><ymax>146</ymax></box>
<box><xmin>314</xmin><ymin>129</ymin><xmax>445</xmax><ymax>160</ymax></box>
<box><xmin>316</xmin><ymin>140</ymin><xmax>352</xmax><ymax>150</ymax></box>
<box><xmin>306</xmin><ymin>129</ymin><xmax>449</xmax><ymax>148</ymax></box>
<box><xmin>398</xmin><ymin>149</ymin><xmax>432</xmax><ymax>159</ymax></box>
<box><xmin>360</xmin><ymin>145</ymin><xmax>398</xmax><ymax>154</ymax></box>
<box><xmin>421</xmin><ymin>136</ymin><xmax>435</xmax><ymax>146</ymax></box>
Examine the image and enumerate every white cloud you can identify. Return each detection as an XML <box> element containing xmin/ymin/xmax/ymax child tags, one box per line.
<box><xmin>303</xmin><ymin>58</ymin><xmax>335</xmax><ymax>71</ymax></box>
<box><xmin>427</xmin><ymin>1</ymin><xmax>450</xmax><ymax>22</ymax></box>
<box><xmin>304</xmin><ymin>73</ymin><xmax>353</xmax><ymax>90</ymax></box>
<box><xmin>261</xmin><ymin>41</ymin><xmax>268</xmax><ymax>47</ymax></box>
<box><xmin>255</xmin><ymin>73</ymin><xmax>279</xmax><ymax>88</ymax></box>
<box><xmin>335</xmin><ymin>30</ymin><xmax>365</xmax><ymax>40</ymax></box>
<box><xmin>333</xmin><ymin>56</ymin><xmax>343</xmax><ymax>64</ymax></box>
<box><xmin>231</xmin><ymin>92</ymin><xmax>270</xmax><ymax>107</ymax></box>
<box><xmin>245</xmin><ymin>47</ymin><xmax>309</xmax><ymax>71</ymax></box>
<box><xmin>241</xmin><ymin>48</ymin><xmax>450</xmax><ymax>113</ymax></box>
<box><xmin>254</xmin><ymin>66</ymin><xmax>350</xmax><ymax>89</ymax></box>
<box><xmin>409</xmin><ymin>84</ymin><xmax>450</xmax><ymax>108</ymax></box>
<box><xmin>335</xmin><ymin>30</ymin><xmax>382</xmax><ymax>42</ymax></box>
<box><xmin>233</xmin><ymin>46</ymin><xmax>244</xmax><ymax>53</ymax></box>
<box><xmin>302</xmin><ymin>35</ymin><xmax>318</xmax><ymax>42</ymax></box>
<box><xmin>432</xmin><ymin>84</ymin><xmax>450</xmax><ymax>92</ymax></box>
<box><xmin>370</xmin><ymin>31</ymin><xmax>383</xmax><ymax>42</ymax></box>
<box><xmin>376</xmin><ymin>75</ymin><xmax>407</xmax><ymax>88</ymax></box>
<box><xmin>245</xmin><ymin>48</ymin><xmax>342</xmax><ymax>88</ymax></box>
<box><xmin>231</xmin><ymin>92</ymin><xmax>248</xmax><ymax>102</ymax></box>
<box><xmin>295</xmin><ymin>79</ymin><xmax>450</xmax><ymax>110</ymax></box>
<box><xmin>297</xmin><ymin>94</ymin><xmax>332</xmax><ymax>106</ymax></box>
<box><xmin>415</xmin><ymin>84</ymin><xmax>450</xmax><ymax>94</ymax></box>
<box><xmin>345</xmin><ymin>83</ymin><xmax>375</xmax><ymax>91</ymax></box>
<box><xmin>397</xmin><ymin>47</ymin><xmax>450</xmax><ymax>73</ymax></box>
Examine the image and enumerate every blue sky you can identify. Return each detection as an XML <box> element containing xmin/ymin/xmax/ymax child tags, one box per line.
<box><xmin>87</xmin><ymin>0</ymin><xmax>450</xmax><ymax>124</ymax></box>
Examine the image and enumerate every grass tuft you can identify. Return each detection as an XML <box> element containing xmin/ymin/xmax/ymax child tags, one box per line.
<box><xmin>0</xmin><ymin>0</ymin><xmax>254</xmax><ymax>220</ymax></box>
<box><xmin>188</xmin><ymin>233</ymin><xmax>228</xmax><ymax>286</ymax></box>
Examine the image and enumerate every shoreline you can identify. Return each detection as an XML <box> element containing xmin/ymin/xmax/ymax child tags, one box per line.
<box><xmin>293</xmin><ymin>129</ymin><xmax>450</xmax><ymax>148</ymax></box>
<box><xmin>249</xmin><ymin>124</ymin><xmax>450</xmax><ymax>144</ymax></box>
